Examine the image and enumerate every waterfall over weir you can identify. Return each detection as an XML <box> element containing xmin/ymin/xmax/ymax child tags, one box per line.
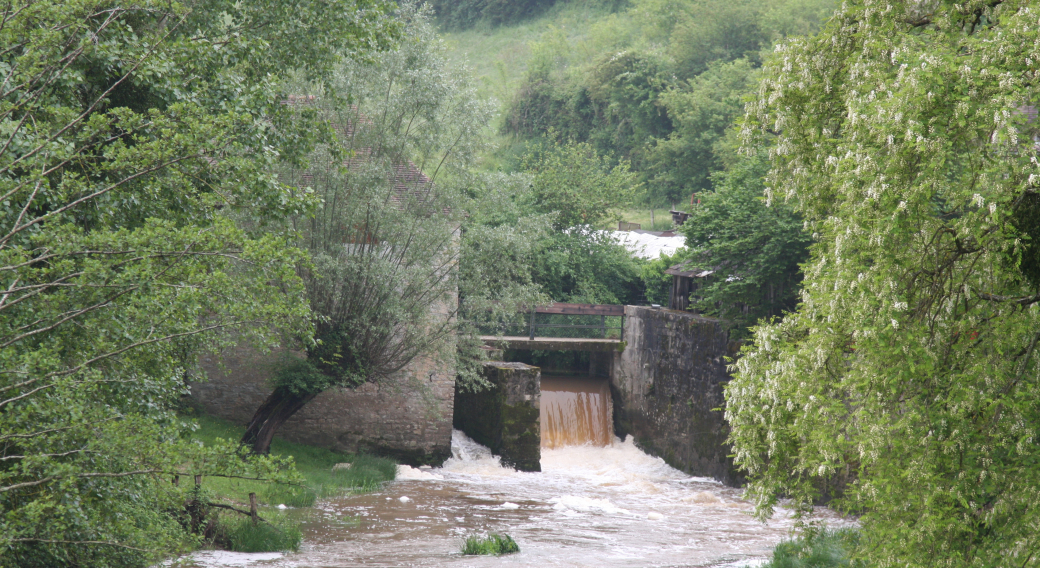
<box><xmin>188</xmin><ymin>377</ymin><xmax>848</xmax><ymax>568</ymax></box>
<box><xmin>540</xmin><ymin>376</ymin><xmax>613</xmax><ymax>449</ymax></box>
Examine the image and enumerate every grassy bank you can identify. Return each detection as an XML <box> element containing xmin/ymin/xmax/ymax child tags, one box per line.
<box><xmin>178</xmin><ymin>412</ymin><xmax>397</xmax><ymax>553</ymax></box>
<box><xmin>187</xmin><ymin>412</ymin><xmax>397</xmax><ymax>508</ymax></box>
<box><xmin>441</xmin><ymin>1</ymin><xmax>620</xmax><ymax>106</ymax></box>
<box><xmin>758</xmin><ymin>528</ymin><xmax>864</xmax><ymax>568</ymax></box>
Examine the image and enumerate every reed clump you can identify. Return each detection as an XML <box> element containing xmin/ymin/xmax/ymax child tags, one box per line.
<box><xmin>219</xmin><ymin>514</ymin><xmax>302</xmax><ymax>553</ymax></box>
<box><xmin>759</xmin><ymin>528</ymin><xmax>864</xmax><ymax>568</ymax></box>
<box><xmin>461</xmin><ymin>533</ymin><xmax>520</xmax><ymax>555</ymax></box>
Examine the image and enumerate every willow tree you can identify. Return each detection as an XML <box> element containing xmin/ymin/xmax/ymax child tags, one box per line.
<box><xmin>725</xmin><ymin>1</ymin><xmax>1040</xmax><ymax>566</ymax></box>
<box><xmin>240</xmin><ymin>4</ymin><xmax>518</xmax><ymax>454</ymax></box>
<box><xmin>0</xmin><ymin>0</ymin><xmax>395</xmax><ymax>565</ymax></box>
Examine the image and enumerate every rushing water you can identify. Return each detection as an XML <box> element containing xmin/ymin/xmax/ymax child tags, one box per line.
<box><xmin>188</xmin><ymin>376</ymin><xmax>843</xmax><ymax>568</ymax></box>
<box><xmin>541</xmin><ymin>376</ymin><xmax>613</xmax><ymax>449</ymax></box>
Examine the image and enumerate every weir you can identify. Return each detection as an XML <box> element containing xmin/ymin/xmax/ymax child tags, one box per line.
<box><xmin>540</xmin><ymin>376</ymin><xmax>613</xmax><ymax>449</ymax></box>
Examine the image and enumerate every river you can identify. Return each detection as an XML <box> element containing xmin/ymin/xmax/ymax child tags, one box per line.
<box><xmin>187</xmin><ymin>376</ymin><xmax>841</xmax><ymax>568</ymax></box>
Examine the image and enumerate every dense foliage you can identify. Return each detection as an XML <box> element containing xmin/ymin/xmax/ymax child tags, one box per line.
<box><xmin>726</xmin><ymin>1</ymin><xmax>1040</xmax><ymax>567</ymax></box>
<box><xmin>518</xmin><ymin>141</ymin><xmax>644</xmax><ymax>305</ymax></box>
<box><xmin>501</xmin><ymin>0</ymin><xmax>837</xmax><ymax>205</ymax></box>
<box><xmin>241</xmin><ymin>4</ymin><xmax>548</xmax><ymax>451</ymax></box>
<box><xmin>431</xmin><ymin>0</ymin><xmax>558</xmax><ymax>29</ymax></box>
<box><xmin>0</xmin><ymin>0</ymin><xmax>394</xmax><ymax>565</ymax></box>
<box><xmin>430</xmin><ymin>0</ymin><xmax>627</xmax><ymax>29</ymax></box>
<box><xmin>680</xmin><ymin>154</ymin><xmax>810</xmax><ymax>337</ymax></box>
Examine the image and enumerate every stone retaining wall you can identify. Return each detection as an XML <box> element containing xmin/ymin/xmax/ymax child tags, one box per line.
<box><xmin>610</xmin><ymin>306</ymin><xmax>743</xmax><ymax>486</ymax></box>
<box><xmin>453</xmin><ymin>361</ymin><xmax>541</xmax><ymax>471</ymax></box>
<box><xmin>189</xmin><ymin>344</ymin><xmax>455</xmax><ymax>465</ymax></box>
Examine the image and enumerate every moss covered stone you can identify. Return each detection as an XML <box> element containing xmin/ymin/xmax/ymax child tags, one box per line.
<box><xmin>453</xmin><ymin>362</ymin><xmax>541</xmax><ymax>471</ymax></box>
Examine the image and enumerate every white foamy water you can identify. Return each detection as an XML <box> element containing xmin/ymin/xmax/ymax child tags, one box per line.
<box><xmin>186</xmin><ymin>376</ymin><xmax>847</xmax><ymax>567</ymax></box>
<box><xmin>186</xmin><ymin>430</ymin><xmax>844</xmax><ymax>568</ymax></box>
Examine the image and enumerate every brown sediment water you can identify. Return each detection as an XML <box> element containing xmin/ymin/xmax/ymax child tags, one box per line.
<box><xmin>540</xmin><ymin>376</ymin><xmax>613</xmax><ymax>449</ymax></box>
<box><xmin>186</xmin><ymin>377</ymin><xmax>849</xmax><ymax>568</ymax></box>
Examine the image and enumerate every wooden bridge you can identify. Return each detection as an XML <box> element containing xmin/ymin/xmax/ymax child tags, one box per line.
<box><xmin>479</xmin><ymin>303</ymin><xmax>626</xmax><ymax>352</ymax></box>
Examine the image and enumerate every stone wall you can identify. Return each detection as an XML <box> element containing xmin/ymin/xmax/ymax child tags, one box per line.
<box><xmin>610</xmin><ymin>306</ymin><xmax>743</xmax><ymax>486</ymax></box>
<box><xmin>453</xmin><ymin>361</ymin><xmax>541</xmax><ymax>471</ymax></box>
<box><xmin>189</xmin><ymin>344</ymin><xmax>455</xmax><ymax>465</ymax></box>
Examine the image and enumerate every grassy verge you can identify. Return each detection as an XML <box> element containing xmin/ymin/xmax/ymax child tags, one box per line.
<box><xmin>217</xmin><ymin>515</ymin><xmax>303</xmax><ymax>553</ymax></box>
<box><xmin>759</xmin><ymin>528</ymin><xmax>864</xmax><ymax>568</ymax></box>
<box><xmin>180</xmin><ymin>412</ymin><xmax>397</xmax><ymax>553</ymax></box>
<box><xmin>187</xmin><ymin>412</ymin><xmax>397</xmax><ymax>507</ymax></box>
<box><xmin>461</xmin><ymin>534</ymin><xmax>520</xmax><ymax>556</ymax></box>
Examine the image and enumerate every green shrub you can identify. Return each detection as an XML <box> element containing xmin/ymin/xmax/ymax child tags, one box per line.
<box><xmin>760</xmin><ymin>529</ymin><xmax>864</xmax><ymax>568</ymax></box>
<box><xmin>461</xmin><ymin>533</ymin><xmax>520</xmax><ymax>555</ymax></box>
<box><xmin>222</xmin><ymin>515</ymin><xmax>302</xmax><ymax>553</ymax></box>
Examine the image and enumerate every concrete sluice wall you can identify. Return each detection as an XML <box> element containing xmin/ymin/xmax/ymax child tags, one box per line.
<box><xmin>611</xmin><ymin>305</ymin><xmax>743</xmax><ymax>486</ymax></box>
<box><xmin>452</xmin><ymin>361</ymin><xmax>542</xmax><ymax>471</ymax></box>
<box><xmin>456</xmin><ymin>306</ymin><xmax>740</xmax><ymax>485</ymax></box>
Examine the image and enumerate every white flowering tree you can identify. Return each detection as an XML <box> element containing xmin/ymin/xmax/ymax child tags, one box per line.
<box><xmin>725</xmin><ymin>1</ymin><xmax>1040</xmax><ymax>566</ymax></box>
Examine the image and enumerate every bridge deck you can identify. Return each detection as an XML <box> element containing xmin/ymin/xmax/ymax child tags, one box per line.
<box><xmin>480</xmin><ymin>336</ymin><xmax>625</xmax><ymax>353</ymax></box>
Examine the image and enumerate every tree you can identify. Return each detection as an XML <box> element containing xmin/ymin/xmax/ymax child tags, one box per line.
<box><xmin>648</xmin><ymin>58</ymin><xmax>758</xmax><ymax>204</ymax></box>
<box><xmin>515</xmin><ymin>139</ymin><xmax>645</xmax><ymax>305</ymax></box>
<box><xmin>726</xmin><ymin>2</ymin><xmax>1040</xmax><ymax>566</ymax></box>
<box><xmin>240</xmin><ymin>4</ymin><xmax>508</xmax><ymax>454</ymax></box>
<box><xmin>522</xmin><ymin>139</ymin><xmax>641</xmax><ymax>229</ymax></box>
<box><xmin>679</xmin><ymin>153</ymin><xmax>810</xmax><ymax>337</ymax></box>
<box><xmin>0</xmin><ymin>0</ymin><xmax>394</xmax><ymax>565</ymax></box>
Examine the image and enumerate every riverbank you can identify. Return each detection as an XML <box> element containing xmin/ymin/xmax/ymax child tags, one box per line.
<box><xmin>188</xmin><ymin>413</ymin><xmax>398</xmax><ymax>507</ymax></box>
<box><xmin>179</xmin><ymin>412</ymin><xmax>397</xmax><ymax>555</ymax></box>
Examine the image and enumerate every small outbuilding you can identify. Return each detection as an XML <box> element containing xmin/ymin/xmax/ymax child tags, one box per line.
<box><xmin>664</xmin><ymin>259</ymin><xmax>714</xmax><ymax>311</ymax></box>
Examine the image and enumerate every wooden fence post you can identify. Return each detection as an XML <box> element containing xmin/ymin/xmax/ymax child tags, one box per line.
<box><xmin>249</xmin><ymin>492</ymin><xmax>258</xmax><ymax>526</ymax></box>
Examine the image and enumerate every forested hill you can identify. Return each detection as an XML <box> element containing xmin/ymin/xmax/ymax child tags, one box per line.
<box><xmin>437</xmin><ymin>0</ymin><xmax>838</xmax><ymax>206</ymax></box>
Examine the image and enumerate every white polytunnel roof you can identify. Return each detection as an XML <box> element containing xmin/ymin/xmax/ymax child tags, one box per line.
<box><xmin>606</xmin><ymin>230</ymin><xmax>686</xmax><ymax>260</ymax></box>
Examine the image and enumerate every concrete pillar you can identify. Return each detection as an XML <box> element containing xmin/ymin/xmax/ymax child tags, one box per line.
<box><xmin>453</xmin><ymin>362</ymin><xmax>541</xmax><ymax>471</ymax></box>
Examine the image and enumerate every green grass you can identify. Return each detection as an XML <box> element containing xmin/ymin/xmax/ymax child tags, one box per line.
<box><xmin>759</xmin><ymin>528</ymin><xmax>865</xmax><ymax>568</ymax></box>
<box><xmin>461</xmin><ymin>534</ymin><xmax>520</xmax><ymax>556</ymax></box>
<box><xmin>614</xmin><ymin>208</ymin><xmax>682</xmax><ymax>232</ymax></box>
<box><xmin>441</xmin><ymin>1</ymin><xmax>620</xmax><ymax>103</ymax></box>
<box><xmin>220</xmin><ymin>514</ymin><xmax>302</xmax><ymax>553</ymax></box>
<box><xmin>187</xmin><ymin>412</ymin><xmax>397</xmax><ymax>508</ymax></box>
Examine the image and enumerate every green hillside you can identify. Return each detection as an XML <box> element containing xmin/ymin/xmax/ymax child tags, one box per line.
<box><xmin>438</xmin><ymin>0</ymin><xmax>837</xmax><ymax>202</ymax></box>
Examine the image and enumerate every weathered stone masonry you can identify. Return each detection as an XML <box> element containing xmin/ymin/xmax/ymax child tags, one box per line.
<box><xmin>610</xmin><ymin>306</ymin><xmax>743</xmax><ymax>486</ymax></box>
<box><xmin>453</xmin><ymin>361</ymin><xmax>541</xmax><ymax>472</ymax></box>
<box><xmin>189</xmin><ymin>344</ymin><xmax>455</xmax><ymax>465</ymax></box>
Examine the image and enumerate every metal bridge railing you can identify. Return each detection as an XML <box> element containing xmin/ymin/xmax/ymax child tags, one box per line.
<box><xmin>524</xmin><ymin>303</ymin><xmax>625</xmax><ymax>340</ymax></box>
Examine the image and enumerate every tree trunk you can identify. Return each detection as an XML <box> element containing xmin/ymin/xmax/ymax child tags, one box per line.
<box><xmin>241</xmin><ymin>387</ymin><xmax>319</xmax><ymax>454</ymax></box>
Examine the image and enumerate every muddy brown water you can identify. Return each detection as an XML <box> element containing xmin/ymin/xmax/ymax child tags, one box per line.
<box><xmin>186</xmin><ymin>376</ymin><xmax>842</xmax><ymax>568</ymax></box>
<box><xmin>541</xmin><ymin>376</ymin><xmax>613</xmax><ymax>449</ymax></box>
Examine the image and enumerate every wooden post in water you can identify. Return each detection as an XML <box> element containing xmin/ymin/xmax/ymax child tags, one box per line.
<box><xmin>249</xmin><ymin>492</ymin><xmax>258</xmax><ymax>526</ymax></box>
